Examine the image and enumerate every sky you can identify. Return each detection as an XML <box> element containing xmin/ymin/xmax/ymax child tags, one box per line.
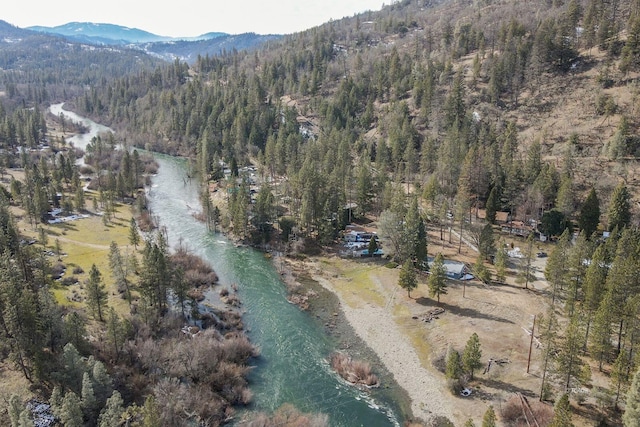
<box><xmin>3</xmin><ymin>0</ymin><xmax>386</xmax><ymax>37</ymax></box>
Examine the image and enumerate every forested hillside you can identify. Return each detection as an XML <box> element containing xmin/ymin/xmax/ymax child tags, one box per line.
<box><xmin>3</xmin><ymin>0</ymin><xmax>640</xmax><ymax>425</ymax></box>
<box><xmin>69</xmin><ymin>0</ymin><xmax>640</xmax><ymax>239</ymax></box>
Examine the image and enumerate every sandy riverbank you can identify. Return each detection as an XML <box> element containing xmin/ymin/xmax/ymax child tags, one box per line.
<box><xmin>310</xmin><ymin>274</ymin><xmax>455</xmax><ymax>424</ymax></box>
<box><xmin>279</xmin><ymin>254</ymin><xmax>459</xmax><ymax>425</ymax></box>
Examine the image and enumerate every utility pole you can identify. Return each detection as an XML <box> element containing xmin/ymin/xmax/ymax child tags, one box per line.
<box><xmin>527</xmin><ymin>314</ymin><xmax>536</xmax><ymax>373</ymax></box>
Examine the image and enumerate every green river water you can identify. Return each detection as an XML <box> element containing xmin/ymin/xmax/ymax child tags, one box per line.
<box><xmin>147</xmin><ymin>153</ymin><xmax>405</xmax><ymax>426</ymax></box>
<box><xmin>51</xmin><ymin>103</ymin><xmax>407</xmax><ymax>426</ymax></box>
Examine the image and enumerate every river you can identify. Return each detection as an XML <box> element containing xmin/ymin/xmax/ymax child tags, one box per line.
<box><xmin>51</xmin><ymin>104</ymin><xmax>404</xmax><ymax>426</ymax></box>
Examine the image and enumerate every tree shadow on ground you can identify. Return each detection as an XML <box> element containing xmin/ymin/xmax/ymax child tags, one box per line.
<box><xmin>415</xmin><ymin>297</ymin><xmax>515</xmax><ymax>324</ymax></box>
<box><xmin>479</xmin><ymin>378</ymin><xmax>537</xmax><ymax>398</ymax></box>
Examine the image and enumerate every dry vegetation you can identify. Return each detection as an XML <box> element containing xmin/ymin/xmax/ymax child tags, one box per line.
<box><xmin>283</xmin><ymin>222</ymin><xmax>598</xmax><ymax>425</ymax></box>
<box><xmin>329</xmin><ymin>352</ymin><xmax>380</xmax><ymax>387</ymax></box>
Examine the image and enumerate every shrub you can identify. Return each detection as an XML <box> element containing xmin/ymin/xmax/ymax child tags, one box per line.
<box><xmin>72</xmin><ymin>266</ymin><xmax>84</xmax><ymax>275</ymax></box>
<box><xmin>385</xmin><ymin>261</ymin><xmax>399</xmax><ymax>269</ymax></box>
<box><xmin>60</xmin><ymin>276</ymin><xmax>78</xmax><ymax>286</ymax></box>
<box><xmin>330</xmin><ymin>352</ymin><xmax>379</xmax><ymax>387</ymax></box>
<box><xmin>51</xmin><ymin>263</ymin><xmax>66</xmax><ymax>280</ymax></box>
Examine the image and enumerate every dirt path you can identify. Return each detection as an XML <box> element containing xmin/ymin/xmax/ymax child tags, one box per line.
<box><xmin>54</xmin><ymin>235</ymin><xmax>111</xmax><ymax>251</ymax></box>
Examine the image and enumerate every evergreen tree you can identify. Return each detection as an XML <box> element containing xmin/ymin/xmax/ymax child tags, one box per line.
<box><xmin>591</xmin><ymin>289</ymin><xmax>614</xmax><ymax>371</ymax></box>
<box><xmin>607</xmin><ymin>183</ymin><xmax>631</xmax><ymax>231</ymax></box>
<box><xmin>49</xmin><ymin>386</ymin><xmax>63</xmax><ymax>419</ymax></box>
<box><xmin>545</xmin><ymin>228</ymin><xmax>571</xmax><ymax>305</ymax></box>
<box><xmin>109</xmin><ymin>241</ymin><xmax>131</xmax><ymax>304</ymax></box>
<box><xmin>141</xmin><ymin>395</ymin><xmax>161</xmax><ymax>427</ymax></box>
<box><xmin>428</xmin><ymin>253</ymin><xmax>448</xmax><ymax>303</ymax></box>
<box><xmin>367</xmin><ymin>236</ymin><xmax>378</xmax><ymax>256</ymax></box>
<box><xmin>415</xmin><ymin>217</ymin><xmax>428</xmax><ymax>266</ymax></box>
<box><xmin>539</xmin><ymin>305</ymin><xmax>559</xmax><ymax>401</ymax></box>
<box><xmin>129</xmin><ymin>218</ymin><xmax>140</xmax><ymax>249</ymax></box>
<box><xmin>86</xmin><ymin>264</ymin><xmax>107</xmax><ymax>322</ymax></box>
<box><xmin>494</xmin><ymin>244</ymin><xmax>507</xmax><ymax>283</ymax></box>
<box><xmin>60</xmin><ymin>392</ymin><xmax>84</xmax><ymax>427</ymax></box>
<box><xmin>462</xmin><ymin>333</ymin><xmax>483</xmax><ymax>380</ymax></box>
<box><xmin>445</xmin><ymin>346</ymin><xmax>463</xmax><ymax>380</ymax></box>
<box><xmin>549</xmin><ymin>393</ymin><xmax>573</xmax><ymax>427</ymax></box>
<box><xmin>398</xmin><ymin>260</ymin><xmax>418</xmax><ymax>298</ymax></box>
<box><xmin>81</xmin><ymin>371</ymin><xmax>98</xmax><ymax>423</ymax></box>
<box><xmin>8</xmin><ymin>394</ymin><xmax>22</xmax><ymax>427</ymax></box>
<box><xmin>578</xmin><ymin>188</ymin><xmax>600</xmax><ymax>238</ymax></box>
<box><xmin>582</xmin><ymin>244</ymin><xmax>609</xmax><ymax>349</ymax></box>
<box><xmin>556</xmin><ymin>315</ymin><xmax>587</xmax><ymax>392</ymax></box>
<box><xmin>98</xmin><ymin>390</ymin><xmax>124</xmax><ymax>427</ymax></box>
<box><xmin>478</xmin><ymin>223</ymin><xmax>495</xmax><ymax>260</ymax></box>
<box><xmin>485</xmin><ymin>186</ymin><xmax>498</xmax><ymax>224</ymax></box>
<box><xmin>473</xmin><ymin>254</ymin><xmax>491</xmax><ymax>284</ymax></box>
<box><xmin>564</xmin><ymin>231</ymin><xmax>594</xmax><ymax>317</ymax></box>
<box><xmin>481</xmin><ymin>406</ymin><xmax>497</xmax><ymax>427</ymax></box>
<box><xmin>612</xmin><ymin>344</ymin><xmax>634</xmax><ymax>408</ymax></box>
<box><xmin>516</xmin><ymin>233</ymin><xmax>535</xmax><ymax>290</ymax></box>
<box><xmin>106</xmin><ymin>307</ymin><xmax>128</xmax><ymax>361</ymax></box>
<box><xmin>63</xmin><ymin>312</ymin><xmax>88</xmax><ymax>354</ymax></box>
<box><xmin>624</xmin><ymin>367</ymin><xmax>640</xmax><ymax>427</ymax></box>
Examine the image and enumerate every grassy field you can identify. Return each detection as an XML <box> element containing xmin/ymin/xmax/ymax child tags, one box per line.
<box><xmin>17</xmin><ymin>190</ymin><xmax>137</xmax><ymax>316</ymax></box>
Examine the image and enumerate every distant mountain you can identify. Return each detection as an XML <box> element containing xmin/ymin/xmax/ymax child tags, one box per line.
<box><xmin>26</xmin><ymin>21</ymin><xmax>281</xmax><ymax>63</ymax></box>
<box><xmin>0</xmin><ymin>19</ymin><xmax>165</xmax><ymax>97</ymax></box>
<box><xmin>27</xmin><ymin>22</ymin><xmax>173</xmax><ymax>44</ymax></box>
<box><xmin>28</xmin><ymin>22</ymin><xmax>231</xmax><ymax>45</ymax></box>
<box><xmin>141</xmin><ymin>33</ymin><xmax>283</xmax><ymax>63</ymax></box>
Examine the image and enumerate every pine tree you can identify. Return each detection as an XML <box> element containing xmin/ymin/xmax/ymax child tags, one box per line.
<box><xmin>8</xmin><ymin>394</ymin><xmax>22</xmax><ymax>427</ymax></box>
<box><xmin>556</xmin><ymin>315</ymin><xmax>587</xmax><ymax>392</ymax></box>
<box><xmin>494</xmin><ymin>244</ymin><xmax>507</xmax><ymax>283</ymax></box>
<box><xmin>473</xmin><ymin>254</ymin><xmax>491</xmax><ymax>284</ymax></box>
<box><xmin>60</xmin><ymin>392</ymin><xmax>84</xmax><ymax>427</ymax></box>
<box><xmin>462</xmin><ymin>333</ymin><xmax>483</xmax><ymax>380</ymax></box>
<box><xmin>564</xmin><ymin>231</ymin><xmax>594</xmax><ymax>317</ymax></box>
<box><xmin>415</xmin><ymin>217</ymin><xmax>428</xmax><ymax>266</ymax></box>
<box><xmin>478</xmin><ymin>223</ymin><xmax>495</xmax><ymax>260</ymax></box>
<box><xmin>485</xmin><ymin>186</ymin><xmax>498</xmax><ymax>225</ymax></box>
<box><xmin>582</xmin><ymin>244</ymin><xmax>609</xmax><ymax>348</ymax></box>
<box><xmin>129</xmin><ymin>218</ymin><xmax>140</xmax><ymax>249</ymax></box>
<box><xmin>49</xmin><ymin>386</ymin><xmax>63</xmax><ymax>418</ymax></box>
<box><xmin>623</xmin><ymin>367</ymin><xmax>640</xmax><ymax>427</ymax></box>
<box><xmin>141</xmin><ymin>395</ymin><xmax>161</xmax><ymax>427</ymax></box>
<box><xmin>578</xmin><ymin>188</ymin><xmax>600</xmax><ymax>238</ymax></box>
<box><xmin>428</xmin><ymin>253</ymin><xmax>448</xmax><ymax>303</ymax></box>
<box><xmin>98</xmin><ymin>390</ymin><xmax>124</xmax><ymax>427</ymax></box>
<box><xmin>591</xmin><ymin>289</ymin><xmax>614</xmax><ymax>371</ymax></box>
<box><xmin>445</xmin><ymin>346</ymin><xmax>463</xmax><ymax>380</ymax></box>
<box><xmin>398</xmin><ymin>260</ymin><xmax>418</xmax><ymax>298</ymax></box>
<box><xmin>81</xmin><ymin>371</ymin><xmax>98</xmax><ymax>423</ymax></box>
<box><xmin>481</xmin><ymin>405</ymin><xmax>497</xmax><ymax>427</ymax></box>
<box><xmin>545</xmin><ymin>229</ymin><xmax>571</xmax><ymax>305</ymax></box>
<box><xmin>86</xmin><ymin>264</ymin><xmax>107</xmax><ymax>322</ymax></box>
<box><xmin>539</xmin><ymin>306</ymin><xmax>559</xmax><ymax>401</ymax></box>
<box><xmin>549</xmin><ymin>393</ymin><xmax>573</xmax><ymax>427</ymax></box>
<box><xmin>106</xmin><ymin>307</ymin><xmax>128</xmax><ymax>362</ymax></box>
<box><xmin>516</xmin><ymin>233</ymin><xmax>535</xmax><ymax>290</ymax></box>
<box><xmin>464</xmin><ymin>420</ymin><xmax>476</xmax><ymax>427</ymax></box>
<box><xmin>612</xmin><ymin>345</ymin><xmax>634</xmax><ymax>408</ymax></box>
<box><xmin>367</xmin><ymin>237</ymin><xmax>378</xmax><ymax>256</ymax></box>
<box><xmin>607</xmin><ymin>183</ymin><xmax>631</xmax><ymax>231</ymax></box>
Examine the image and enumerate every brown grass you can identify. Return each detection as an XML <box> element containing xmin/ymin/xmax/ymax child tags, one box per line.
<box><xmin>500</xmin><ymin>395</ymin><xmax>554</xmax><ymax>427</ymax></box>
